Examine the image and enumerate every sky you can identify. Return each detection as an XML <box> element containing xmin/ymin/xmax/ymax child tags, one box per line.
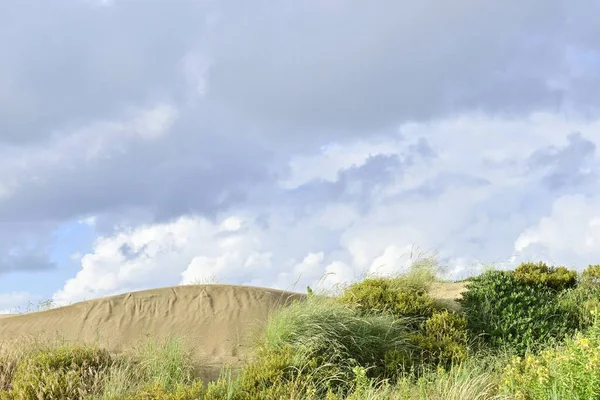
<box><xmin>1</xmin><ymin>0</ymin><xmax>600</xmax><ymax>312</ymax></box>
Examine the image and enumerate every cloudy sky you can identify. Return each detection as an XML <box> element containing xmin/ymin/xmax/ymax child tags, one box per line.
<box><xmin>1</xmin><ymin>0</ymin><xmax>600</xmax><ymax>311</ymax></box>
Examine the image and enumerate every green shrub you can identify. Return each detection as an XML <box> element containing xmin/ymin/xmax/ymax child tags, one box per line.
<box><xmin>235</xmin><ymin>345</ymin><xmax>338</xmax><ymax>400</ymax></box>
<box><xmin>513</xmin><ymin>261</ymin><xmax>577</xmax><ymax>291</ymax></box>
<box><xmin>559</xmin><ymin>283</ymin><xmax>600</xmax><ymax>331</ymax></box>
<box><xmin>502</xmin><ymin>314</ymin><xmax>600</xmax><ymax>399</ymax></box>
<box><xmin>411</xmin><ymin>310</ymin><xmax>470</xmax><ymax>369</ymax></box>
<box><xmin>339</xmin><ymin>278</ymin><xmax>438</xmax><ymax>328</ymax></box>
<box><xmin>384</xmin><ymin>310</ymin><xmax>471</xmax><ymax>378</ymax></box>
<box><xmin>124</xmin><ymin>380</ymin><xmax>205</xmax><ymax>400</ymax></box>
<box><xmin>581</xmin><ymin>264</ymin><xmax>600</xmax><ymax>285</ymax></box>
<box><xmin>459</xmin><ymin>270</ymin><xmax>578</xmax><ymax>354</ymax></box>
<box><xmin>8</xmin><ymin>344</ymin><xmax>112</xmax><ymax>399</ymax></box>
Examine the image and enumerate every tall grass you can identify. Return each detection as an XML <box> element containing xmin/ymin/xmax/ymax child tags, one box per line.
<box><xmin>262</xmin><ymin>294</ymin><xmax>412</xmax><ymax>374</ymax></box>
<box><xmin>375</xmin><ymin>361</ymin><xmax>507</xmax><ymax>400</ymax></box>
<box><xmin>133</xmin><ymin>337</ymin><xmax>196</xmax><ymax>390</ymax></box>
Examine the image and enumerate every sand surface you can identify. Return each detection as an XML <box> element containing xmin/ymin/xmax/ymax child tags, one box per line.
<box><xmin>429</xmin><ymin>281</ymin><xmax>469</xmax><ymax>301</ymax></box>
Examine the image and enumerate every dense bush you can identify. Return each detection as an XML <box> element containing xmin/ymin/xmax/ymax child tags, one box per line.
<box><xmin>513</xmin><ymin>261</ymin><xmax>577</xmax><ymax>291</ymax></box>
<box><xmin>502</xmin><ymin>314</ymin><xmax>600</xmax><ymax>400</ymax></box>
<box><xmin>581</xmin><ymin>264</ymin><xmax>600</xmax><ymax>285</ymax></box>
<box><xmin>121</xmin><ymin>378</ymin><xmax>234</xmax><ymax>400</ymax></box>
<box><xmin>459</xmin><ymin>270</ymin><xmax>578</xmax><ymax>354</ymax></box>
<box><xmin>559</xmin><ymin>283</ymin><xmax>600</xmax><ymax>332</ymax></box>
<box><xmin>6</xmin><ymin>345</ymin><xmax>112</xmax><ymax>399</ymax></box>
<box><xmin>384</xmin><ymin>310</ymin><xmax>471</xmax><ymax>378</ymax></box>
<box><xmin>339</xmin><ymin>277</ymin><xmax>438</xmax><ymax>329</ymax></box>
<box><xmin>411</xmin><ymin>310</ymin><xmax>470</xmax><ymax>370</ymax></box>
<box><xmin>234</xmin><ymin>345</ymin><xmax>340</xmax><ymax>400</ymax></box>
<box><xmin>124</xmin><ymin>380</ymin><xmax>206</xmax><ymax>400</ymax></box>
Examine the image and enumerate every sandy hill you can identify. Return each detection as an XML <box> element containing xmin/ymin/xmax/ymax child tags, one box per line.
<box><xmin>0</xmin><ymin>281</ymin><xmax>468</xmax><ymax>380</ymax></box>
<box><xmin>0</xmin><ymin>284</ymin><xmax>305</xmax><ymax>380</ymax></box>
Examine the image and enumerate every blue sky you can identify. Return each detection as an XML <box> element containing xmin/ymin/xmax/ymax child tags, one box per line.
<box><xmin>1</xmin><ymin>0</ymin><xmax>600</xmax><ymax>311</ymax></box>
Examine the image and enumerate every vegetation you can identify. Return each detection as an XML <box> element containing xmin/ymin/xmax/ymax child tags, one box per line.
<box><xmin>3</xmin><ymin>259</ymin><xmax>600</xmax><ymax>399</ymax></box>
<box><xmin>513</xmin><ymin>261</ymin><xmax>577</xmax><ymax>291</ymax></box>
<box><xmin>459</xmin><ymin>269</ymin><xmax>579</xmax><ymax>353</ymax></box>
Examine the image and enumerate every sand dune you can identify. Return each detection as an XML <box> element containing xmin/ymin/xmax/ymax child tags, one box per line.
<box><xmin>0</xmin><ymin>284</ymin><xmax>305</xmax><ymax>379</ymax></box>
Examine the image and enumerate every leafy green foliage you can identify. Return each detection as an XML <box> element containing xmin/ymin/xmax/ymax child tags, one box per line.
<box><xmin>411</xmin><ymin>311</ymin><xmax>470</xmax><ymax>369</ymax></box>
<box><xmin>502</xmin><ymin>314</ymin><xmax>600</xmax><ymax>400</ymax></box>
<box><xmin>581</xmin><ymin>264</ymin><xmax>600</xmax><ymax>285</ymax></box>
<box><xmin>559</xmin><ymin>283</ymin><xmax>600</xmax><ymax>331</ymax></box>
<box><xmin>513</xmin><ymin>261</ymin><xmax>577</xmax><ymax>291</ymax></box>
<box><xmin>384</xmin><ymin>310</ymin><xmax>471</xmax><ymax>378</ymax></box>
<box><xmin>339</xmin><ymin>278</ymin><xmax>438</xmax><ymax>329</ymax></box>
<box><xmin>234</xmin><ymin>345</ymin><xmax>336</xmax><ymax>400</ymax></box>
<box><xmin>459</xmin><ymin>270</ymin><xmax>578</xmax><ymax>354</ymax></box>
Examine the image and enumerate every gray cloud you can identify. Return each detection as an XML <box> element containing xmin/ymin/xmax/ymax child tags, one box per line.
<box><xmin>0</xmin><ymin>0</ymin><xmax>206</xmax><ymax>144</ymax></box>
<box><xmin>1</xmin><ymin>0</ymin><xmax>600</xmax><ymax>276</ymax></box>
<box><xmin>205</xmin><ymin>0</ymin><xmax>589</xmax><ymax>132</ymax></box>
<box><xmin>528</xmin><ymin>132</ymin><xmax>597</xmax><ymax>191</ymax></box>
<box><xmin>0</xmin><ymin>123</ymin><xmax>276</xmax><ymax>225</ymax></box>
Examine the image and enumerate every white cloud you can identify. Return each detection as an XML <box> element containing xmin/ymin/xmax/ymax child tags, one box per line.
<box><xmin>78</xmin><ymin>216</ymin><xmax>97</xmax><ymax>227</ymax></box>
<box><xmin>129</xmin><ymin>104</ymin><xmax>179</xmax><ymax>140</ymax></box>
<box><xmin>50</xmin><ymin>111</ymin><xmax>600</xmax><ymax>305</ymax></box>
<box><xmin>280</xmin><ymin>136</ymin><xmax>405</xmax><ymax>189</ymax></box>
<box><xmin>514</xmin><ymin>194</ymin><xmax>600</xmax><ymax>268</ymax></box>
<box><xmin>368</xmin><ymin>245</ymin><xmax>416</xmax><ymax>277</ymax></box>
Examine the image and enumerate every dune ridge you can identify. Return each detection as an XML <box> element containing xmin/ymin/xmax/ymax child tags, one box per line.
<box><xmin>0</xmin><ymin>284</ymin><xmax>305</xmax><ymax>375</ymax></box>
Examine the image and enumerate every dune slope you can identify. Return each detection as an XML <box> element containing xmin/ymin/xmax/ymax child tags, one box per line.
<box><xmin>0</xmin><ymin>284</ymin><xmax>305</xmax><ymax>378</ymax></box>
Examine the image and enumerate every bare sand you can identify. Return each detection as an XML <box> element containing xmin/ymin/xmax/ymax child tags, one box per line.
<box><xmin>429</xmin><ymin>281</ymin><xmax>469</xmax><ymax>301</ymax></box>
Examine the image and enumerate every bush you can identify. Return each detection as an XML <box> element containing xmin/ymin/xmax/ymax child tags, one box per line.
<box><xmin>559</xmin><ymin>283</ymin><xmax>600</xmax><ymax>331</ymax></box>
<box><xmin>581</xmin><ymin>264</ymin><xmax>600</xmax><ymax>285</ymax></box>
<box><xmin>411</xmin><ymin>311</ymin><xmax>470</xmax><ymax>370</ymax></box>
<box><xmin>7</xmin><ymin>344</ymin><xmax>112</xmax><ymax>399</ymax></box>
<box><xmin>459</xmin><ymin>270</ymin><xmax>578</xmax><ymax>354</ymax></box>
<box><xmin>502</xmin><ymin>314</ymin><xmax>600</xmax><ymax>399</ymax></box>
<box><xmin>235</xmin><ymin>345</ymin><xmax>339</xmax><ymax>400</ymax></box>
<box><xmin>384</xmin><ymin>310</ymin><xmax>471</xmax><ymax>378</ymax></box>
<box><xmin>124</xmin><ymin>380</ymin><xmax>205</xmax><ymax>400</ymax></box>
<box><xmin>513</xmin><ymin>261</ymin><xmax>577</xmax><ymax>291</ymax></box>
<box><xmin>339</xmin><ymin>278</ymin><xmax>438</xmax><ymax>329</ymax></box>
